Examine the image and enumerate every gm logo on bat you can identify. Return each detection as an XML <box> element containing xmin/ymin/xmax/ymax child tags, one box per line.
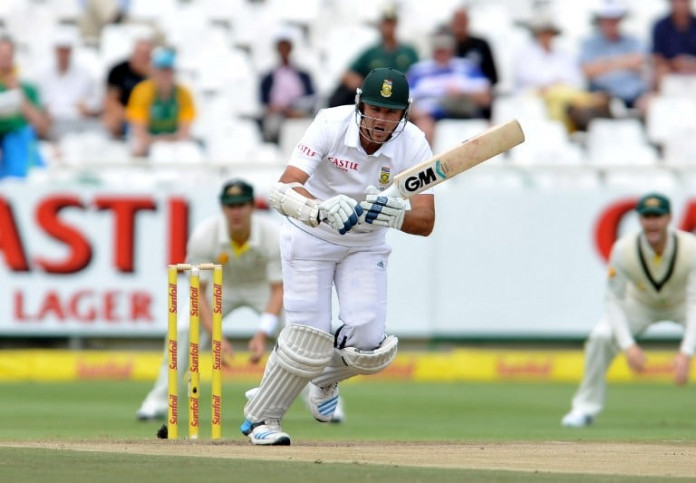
<box><xmin>402</xmin><ymin>160</ymin><xmax>446</xmax><ymax>193</ymax></box>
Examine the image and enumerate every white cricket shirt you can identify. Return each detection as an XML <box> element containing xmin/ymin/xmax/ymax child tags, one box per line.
<box><xmin>606</xmin><ymin>229</ymin><xmax>696</xmax><ymax>354</ymax></box>
<box><xmin>287</xmin><ymin>105</ymin><xmax>433</xmax><ymax>246</ymax></box>
<box><xmin>186</xmin><ymin>212</ymin><xmax>282</xmax><ymax>292</ymax></box>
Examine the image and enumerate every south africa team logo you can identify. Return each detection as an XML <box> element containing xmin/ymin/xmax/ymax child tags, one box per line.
<box><xmin>379</xmin><ymin>166</ymin><xmax>391</xmax><ymax>185</ymax></box>
<box><xmin>380</xmin><ymin>79</ymin><xmax>393</xmax><ymax>98</ymax></box>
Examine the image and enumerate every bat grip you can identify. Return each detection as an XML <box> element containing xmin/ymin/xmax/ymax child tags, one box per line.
<box><xmin>377</xmin><ymin>184</ymin><xmax>402</xmax><ymax>199</ymax></box>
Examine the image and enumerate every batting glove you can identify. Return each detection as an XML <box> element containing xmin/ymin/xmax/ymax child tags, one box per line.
<box><xmin>319</xmin><ymin>194</ymin><xmax>364</xmax><ymax>235</ymax></box>
<box><xmin>359</xmin><ymin>191</ymin><xmax>407</xmax><ymax>230</ymax></box>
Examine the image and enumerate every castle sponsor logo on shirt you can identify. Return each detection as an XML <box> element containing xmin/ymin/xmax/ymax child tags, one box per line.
<box><xmin>297</xmin><ymin>143</ymin><xmax>319</xmax><ymax>158</ymax></box>
<box><xmin>328</xmin><ymin>156</ymin><xmax>359</xmax><ymax>172</ymax></box>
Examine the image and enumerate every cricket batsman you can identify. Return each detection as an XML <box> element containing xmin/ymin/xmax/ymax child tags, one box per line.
<box><xmin>240</xmin><ymin>68</ymin><xmax>436</xmax><ymax>445</ymax></box>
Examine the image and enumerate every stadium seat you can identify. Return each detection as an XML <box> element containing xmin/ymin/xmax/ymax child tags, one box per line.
<box><xmin>586</xmin><ymin>118</ymin><xmax>658</xmax><ymax>165</ymax></box>
<box><xmin>662</xmin><ymin>126</ymin><xmax>696</xmax><ymax>165</ymax></box>
<box><xmin>278</xmin><ymin>118</ymin><xmax>313</xmax><ymax>160</ymax></box>
<box><xmin>315</xmin><ymin>24</ymin><xmax>378</xmax><ymax>92</ymax></box>
<box><xmin>205</xmin><ymin>118</ymin><xmax>264</xmax><ymax>164</ymax></box>
<box><xmin>99</xmin><ymin>23</ymin><xmax>155</xmax><ymax>70</ymax></box>
<box><xmin>491</xmin><ymin>94</ymin><xmax>548</xmax><ymax>126</ymax></box>
<box><xmin>659</xmin><ymin>74</ymin><xmax>696</xmax><ymax>99</ymax></box>
<box><xmin>432</xmin><ymin>119</ymin><xmax>490</xmax><ymax>156</ymax></box>
<box><xmin>149</xmin><ymin>141</ymin><xmax>204</xmax><ymax>164</ymax></box>
<box><xmin>508</xmin><ymin>119</ymin><xmax>581</xmax><ymax>165</ymax></box>
<box><xmin>128</xmin><ymin>0</ymin><xmax>177</xmax><ymax>22</ymax></box>
<box><xmin>603</xmin><ymin>167</ymin><xmax>678</xmax><ymax>190</ymax></box>
<box><xmin>646</xmin><ymin>96</ymin><xmax>696</xmax><ymax>147</ymax></box>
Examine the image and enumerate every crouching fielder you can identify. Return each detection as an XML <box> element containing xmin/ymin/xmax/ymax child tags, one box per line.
<box><xmin>241</xmin><ymin>68</ymin><xmax>436</xmax><ymax>445</ymax></box>
<box><xmin>562</xmin><ymin>193</ymin><xmax>696</xmax><ymax>428</ymax></box>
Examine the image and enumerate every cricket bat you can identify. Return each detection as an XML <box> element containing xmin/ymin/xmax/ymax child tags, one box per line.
<box><xmin>381</xmin><ymin>119</ymin><xmax>525</xmax><ymax>198</ymax></box>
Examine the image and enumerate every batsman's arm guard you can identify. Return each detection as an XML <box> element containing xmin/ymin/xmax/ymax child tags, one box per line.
<box><xmin>269</xmin><ymin>182</ymin><xmax>321</xmax><ymax>227</ymax></box>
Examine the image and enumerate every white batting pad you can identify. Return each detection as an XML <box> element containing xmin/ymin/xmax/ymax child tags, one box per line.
<box><xmin>244</xmin><ymin>324</ymin><xmax>333</xmax><ymax>422</ymax></box>
<box><xmin>312</xmin><ymin>335</ymin><xmax>398</xmax><ymax>387</ymax></box>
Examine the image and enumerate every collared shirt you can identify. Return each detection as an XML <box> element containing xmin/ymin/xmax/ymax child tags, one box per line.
<box><xmin>350</xmin><ymin>43</ymin><xmax>420</xmax><ymax>78</ymax></box>
<box><xmin>126</xmin><ymin>79</ymin><xmax>196</xmax><ymax>134</ymax></box>
<box><xmin>512</xmin><ymin>39</ymin><xmax>583</xmax><ymax>93</ymax></box>
<box><xmin>580</xmin><ymin>32</ymin><xmax>648</xmax><ymax>103</ymax></box>
<box><xmin>652</xmin><ymin>13</ymin><xmax>696</xmax><ymax>58</ymax></box>
<box><xmin>606</xmin><ymin>229</ymin><xmax>696</xmax><ymax>354</ymax></box>
<box><xmin>269</xmin><ymin>66</ymin><xmax>305</xmax><ymax>109</ymax></box>
<box><xmin>37</xmin><ymin>62</ymin><xmax>99</xmax><ymax>120</ymax></box>
<box><xmin>186</xmin><ymin>212</ymin><xmax>282</xmax><ymax>290</ymax></box>
<box><xmin>287</xmin><ymin>104</ymin><xmax>432</xmax><ymax>247</ymax></box>
<box><xmin>406</xmin><ymin>57</ymin><xmax>490</xmax><ymax>116</ymax></box>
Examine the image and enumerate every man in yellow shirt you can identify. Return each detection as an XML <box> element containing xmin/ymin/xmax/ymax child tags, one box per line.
<box><xmin>126</xmin><ymin>47</ymin><xmax>195</xmax><ymax>157</ymax></box>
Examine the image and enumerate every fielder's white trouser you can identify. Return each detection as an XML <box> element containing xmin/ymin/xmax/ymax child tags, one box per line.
<box><xmin>138</xmin><ymin>273</ymin><xmax>272</xmax><ymax>414</ymax></box>
<box><xmin>280</xmin><ymin>221</ymin><xmax>392</xmax><ymax>350</ymax></box>
<box><xmin>570</xmin><ymin>300</ymin><xmax>686</xmax><ymax>417</ymax></box>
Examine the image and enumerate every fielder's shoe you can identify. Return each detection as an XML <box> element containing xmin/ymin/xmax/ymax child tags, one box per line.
<box><xmin>308</xmin><ymin>382</ymin><xmax>340</xmax><ymax>423</ymax></box>
<box><xmin>561</xmin><ymin>409</ymin><xmax>593</xmax><ymax>428</ymax></box>
<box><xmin>240</xmin><ymin>419</ymin><xmax>291</xmax><ymax>446</ymax></box>
<box><xmin>135</xmin><ymin>401</ymin><xmax>167</xmax><ymax>421</ymax></box>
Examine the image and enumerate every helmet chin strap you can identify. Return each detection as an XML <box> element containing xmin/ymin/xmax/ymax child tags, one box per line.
<box><xmin>355</xmin><ymin>108</ymin><xmax>408</xmax><ymax>145</ymax></box>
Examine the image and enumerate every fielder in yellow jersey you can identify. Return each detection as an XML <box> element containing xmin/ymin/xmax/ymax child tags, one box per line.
<box><xmin>563</xmin><ymin>192</ymin><xmax>696</xmax><ymax>427</ymax></box>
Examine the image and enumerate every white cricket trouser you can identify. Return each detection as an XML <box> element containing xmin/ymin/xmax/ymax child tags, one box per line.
<box><xmin>281</xmin><ymin>221</ymin><xmax>392</xmax><ymax>350</ymax></box>
<box><xmin>571</xmin><ymin>299</ymin><xmax>686</xmax><ymax>417</ymax></box>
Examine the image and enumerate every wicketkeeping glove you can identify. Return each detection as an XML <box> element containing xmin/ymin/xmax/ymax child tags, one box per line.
<box><xmin>319</xmin><ymin>194</ymin><xmax>364</xmax><ymax>235</ymax></box>
<box><xmin>359</xmin><ymin>190</ymin><xmax>407</xmax><ymax>230</ymax></box>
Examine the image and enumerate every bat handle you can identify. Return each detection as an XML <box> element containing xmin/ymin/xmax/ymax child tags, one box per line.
<box><xmin>377</xmin><ymin>184</ymin><xmax>402</xmax><ymax>199</ymax></box>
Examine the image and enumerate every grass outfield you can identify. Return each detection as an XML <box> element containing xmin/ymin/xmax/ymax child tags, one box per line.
<box><xmin>1</xmin><ymin>380</ymin><xmax>695</xmax><ymax>481</ymax></box>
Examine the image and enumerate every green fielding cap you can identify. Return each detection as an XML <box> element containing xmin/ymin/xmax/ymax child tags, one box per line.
<box><xmin>636</xmin><ymin>192</ymin><xmax>671</xmax><ymax>216</ymax></box>
<box><xmin>219</xmin><ymin>179</ymin><xmax>254</xmax><ymax>205</ymax></box>
<box><xmin>360</xmin><ymin>67</ymin><xmax>410</xmax><ymax>110</ymax></box>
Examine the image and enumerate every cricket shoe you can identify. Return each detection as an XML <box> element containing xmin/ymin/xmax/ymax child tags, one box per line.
<box><xmin>135</xmin><ymin>401</ymin><xmax>167</xmax><ymax>421</ymax></box>
<box><xmin>308</xmin><ymin>382</ymin><xmax>340</xmax><ymax>423</ymax></box>
<box><xmin>561</xmin><ymin>409</ymin><xmax>593</xmax><ymax>428</ymax></box>
<box><xmin>240</xmin><ymin>419</ymin><xmax>291</xmax><ymax>446</ymax></box>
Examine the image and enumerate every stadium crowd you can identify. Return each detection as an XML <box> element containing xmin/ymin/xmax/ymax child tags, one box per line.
<box><xmin>0</xmin><ymin>0</ymin><xmax>695</xmax><ymax>179</ymax></box>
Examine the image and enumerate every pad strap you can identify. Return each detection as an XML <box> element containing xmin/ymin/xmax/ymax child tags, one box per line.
<box><xmin>312</xmin><ymin>335</ymin><xmax>399</xmax><ymax>386</ymax></box>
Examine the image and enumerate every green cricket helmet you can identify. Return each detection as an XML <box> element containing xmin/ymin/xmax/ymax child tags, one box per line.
<box><xmin>357</xmin><ymin>67</ymin><xmax>411</xmax><ymax>110</ymax></box>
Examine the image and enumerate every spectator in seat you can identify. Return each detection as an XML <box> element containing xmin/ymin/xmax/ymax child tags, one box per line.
<box><xmin>259</xmin><ymin>29</ymin><xmax>316</xmax><ymax>144</ymax></box>
<box><xmin>451</xmin><ymin>5</ymin><xmax>499</xmax><ymax>89</ymax></box>
<box><xmin>0</xmin><ymin>36</ymin><xmax>50</xmax><ymax>179</ymax></box>
<box><xmin>78</xmin><ymin>0</ymin><xmax>131</xmax><ymax>45</ymax></box>
<box><xmin>125</xmin><ymin>47</ymin><xmax>196</xmax><ymax>157</ymax></box>
<box><xmin>652</xmin><ymin>0</ymin><xmax>696</xmax><ymax>90</ymax></box>
<box><xmin>513</xmin><ymin>15</ymin><xmax>610</xmax><ymax>132</ymax></box>
<box><xmin>580</xmin><ymin>0</ymin><xmax>651</xmax><ymax>115</ymax></box>
<box><xmin>327</xmin><ymin>4</ymin><xmax>419</xmax><ymax>107</ymax></box>
<box><xmin>407</xmin><ymin>28</ymin><xmax>491</xmax><ymax>145</ymax></box>
<box><xmin>37</xmin><ymin>28</ymin><xmax>101</xmax><ymax>140</ymax></box>
<box><xmin>102</xmin><ymin>36</ymin><xmax>153</xmax><ymax>138</ymax></box>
